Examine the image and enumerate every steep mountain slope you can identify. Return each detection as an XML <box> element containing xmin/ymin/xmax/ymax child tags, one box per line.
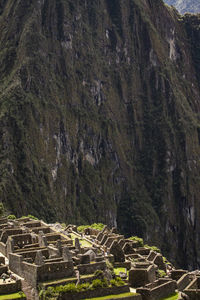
<box><xmin>1</xmin><ymin>0</ymin><xmax>200</xmax><ymax>269</ymax></box>
<box><xmin>164</xmin><ymin>0</ymin><xmax>200</xmax><ymax>14</ymax></box>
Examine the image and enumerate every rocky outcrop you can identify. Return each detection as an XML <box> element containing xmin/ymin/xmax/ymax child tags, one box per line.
<box><xmin>1</xmin><ymin>0</ymin><xmax>200</xmax><ymax>269</ymax></box>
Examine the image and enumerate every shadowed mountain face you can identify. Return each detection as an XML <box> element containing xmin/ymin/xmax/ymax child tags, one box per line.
<box><xmin>1</xmin><ymin>0</ymin><xmax>200</xmax><ymax>269</ymax></box>
<box><xmin>164</xmin><ymin>0</ymin><xmax>200</xmax><ymax>14</ymax></box>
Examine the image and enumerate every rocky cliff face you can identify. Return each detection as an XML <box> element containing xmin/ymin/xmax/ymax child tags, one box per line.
<box><xmin>164</xmin><ymin>0</ymin><xmax>200</xmax><ymax>14</ymax></box>
<box><xmin>1</xmin><ymin>0</ymin><xmax>200</xmax><ymax>269</ymax></box>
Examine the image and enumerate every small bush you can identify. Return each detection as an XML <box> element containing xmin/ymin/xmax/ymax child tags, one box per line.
<box><xmin>91</xmin><ymin>278</ymin><xmax>109</xmax><ymax>289</ymax></box>
<box><xmin>27</xmin><ymin>214</ymin><xmax>38</xmax><ymax>220</ymax></box>
<box><xmin>115</xmin><ymin>276</ymin><xmax>126</xmax><ymax>286</ymax></box>
<box><xmin>163</xmin><ymin>256</ymin><xmax>171</xmax><ymax>265</ymax></box>
<box><xmin>94</xmin><ymin>270</ymin><xmax>104</xmax><ymax>279</ymax></box>
<box><xmin>110</xmin><ymin>277</ymin><xmax>125</xmax><ymax>287</ymax></box>
<box><xmin>39</xmin><ymin>287</ymin><xmax>57</xmax><ymax>299</ymax></box>
<box><xmin>7</xmin><ymin>214</ymin><xmax>16</xmax><ymax>220</ymax></box>
<box><xmin>129</xmin><ymin>236</ymin><xmax>144</xmax><ymax>247</ymax></box>
<box><xmin>144</xmin><ymin>244</ymin><xmax>161</xmax><ymax>253</ymax></box>
<box><xmin>46</xmin><ymin>287</ymin><xmax>55</xmax><ymax>296</ymax></box>
<box><xmin>158</xmin><ymin>269</ymin><xmax>167</xmax><ymax>278</ymax></box>
<box><xmin>91</xmin><ymin>223</ymin><xmax>105</xmax><ymax>231</ymax></box>
<box><xmin>61</xmin><ymin>283</ymin><xmax>77</xmax><ymax>293</ymax></box>
<box><xmin>77</xmin><ymin>282</ymin><xmax>90</xmax><ymax>292</ymax></box>
<box><xmin>77</xmin><ymin>223</ymin><xmax>105</xmax><ymax>232</ymax></box>
<box><xmin>19</xmin><ymin>215</ymin><xmax>38</xmax><ymax>220</ymax></box>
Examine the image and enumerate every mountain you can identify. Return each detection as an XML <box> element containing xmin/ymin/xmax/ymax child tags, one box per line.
<box><xmin>164</xmin><ymin>0</ymin><xmax>200</xmax><ymax>14</ymax></box>
<box><xmin>1</xmin><ymin>0</ymin><xmax>200</xmax><ymax>269</ymax></box>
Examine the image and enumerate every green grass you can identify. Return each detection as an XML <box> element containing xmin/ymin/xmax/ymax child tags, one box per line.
<box><xmin>79</xmin><ymin>239</ymin><xmax>92</xmax><ymax>247</ymax></box>
<box><xmin>41</xmin><ymin>274</ymin><xmax>94</xmax><ymax>287</ymax></box>
<box><xmin>160</xmin><ymin>293</ymin><xmax>179</xmax><ymax>300</ymax></box>
<box><xmin>0</xmin><ymin>292</ymin><xmax>26</xmax><ymax>299</ymax></box>
<box><xmin>114</xmin><ymin>268</ymin><xmax>126</xmax><ymax>275</ymax></box>
<box><xmin>77</xmin><ymin>223</ymin><xmax>105</xmax><ymax>233</ymax></box>
<box><xmin>84</xmin><ymin>292</ymin><xmax>139</xmax><ymax>299</ymax></box>
<box><xmin>70</xmin><ymin>233</ymin><xmax>92</xmax><ymax>247</ymax></box>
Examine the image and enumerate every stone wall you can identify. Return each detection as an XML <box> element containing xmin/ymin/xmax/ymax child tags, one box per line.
<box><xmin>37</xmin><ymin>261</ymin><xmax>74</xmax><ymax>283</ymax></box>
<box><xmin>32</xmin><ymin>227</ymin><xmax>50</xmax><ymax>234</ymax></box>
<box><xmin>1</xmin><ymin>229</ymin><xmax>22</xmax><ymax>244</ymax></box>
<box><xmin>17</xmin><ymin>248</ymin><xmax>49</xmax><ymax>261</ymax></box>
<box><xmin>77</xmin><ymin>261</ymin><xmax>106</xmax><ymax>275</ymax></box>
<box><xmin>0</xmin><ymin>256</ymin><xmax>5</xmax><ymax>264</ymax></box>
<box><xmin>184</xmin><ymin>277</ymin><xmax>200</xmax><ymax>299</ymax></box>
<box><xmin>22</xmin><ymin>261</ymin><xmax>38</xmax><ymax>287</ymax></box>
<box><xmin>177</xmin><ymin>273</ymin><xmax>190</xmax><ymax>291</ymax></box>
<box><xmin>137</xmin><ymin>279</ymin><xmax>177</xmax><ymax>300</ymax></box>
<box><xmin>0</xmin><ymin>265</ymin><xmax>8</xmax><ymax>275</ymax></box>
<box><xmin>171</xmin><ymin>269</ymin><xmax>188</xmax><ymax>281</ymax></box>
<box><xmin>129</xmin><ymin>265</ymin><xmax>156</xmax><ymax>288</ymax></box>
<box><xmin>0</xmin><ymin>218</ymin><xmax>8</xmax><ymax>225</ymax></box>
<box><xmin>114</xmin><ymin>262</ymin><xmax>131</xmax><ymax>270</ymax></box>
<box><xmin>0</xmin><ymin>279</ymin><xmax>21</xmax><ymax>294</ymax></box>
<box><xmin>135</xmin><ymin>248</ymin><xmax>150</xmax><ymax>256</ymax></box>
<box><xmin>57</xmin><ymin>285</ymin><xmax>130</xmax><ymax>300</ymax></box>
<box><xmin>11</xmin><ymin>234</ymin><xmax>33</xmax><ymax>247</ymax></box>
<box><xmin>9</xmin><ymin>253</ymin><xmax>23</xmax><ymax>277</ymax></box>
<box><xmin>23</xmin><ymin>221</ymin><xmax>41</xmax><ymax>228</ymax></box>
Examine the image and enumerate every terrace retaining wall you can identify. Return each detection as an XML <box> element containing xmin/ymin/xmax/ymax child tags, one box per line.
<box><xmin>58</xmin><ymin>284</ymin><xmax>130</xmax><ymax>300</ymax></box>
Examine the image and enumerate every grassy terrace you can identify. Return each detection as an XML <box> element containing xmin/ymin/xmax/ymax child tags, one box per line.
<box><xmin>40</xmin><ymin>274</ymin><xmax>94</xmax><ymax>288</ymax></box>
<box><xmin>70</xmin><ymin>233</ymin><xmax>92</xmax><ymax>247</ymax></box>
<box><xmin>114</xmin><ymin>268</ymin><xmax>127</xmax><ymax>275</ymax></box>
<box><xmin>0</xmin><ymin>292</ymin><xmax>26</xmax><ymax>299</ymax></box>
<box><xmin>84</xmin><ymin>292</ymin><xmax>140</xmax><ymax>299</ymax></box>
<box><xmin>161</xmin><ymin>293</ymin><xmax>179</xmax><ymax>300</ymax></box>
<box><xmin>84</xmin><ymin>292</ymin><xmax>179</xmax><ymax>300</ymax></box>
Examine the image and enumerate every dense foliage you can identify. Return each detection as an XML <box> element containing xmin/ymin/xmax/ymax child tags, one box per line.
<box><xmin>77</xmin><ymin>223</ymin><xmax>105</xmax><ymax>233</ymax></box>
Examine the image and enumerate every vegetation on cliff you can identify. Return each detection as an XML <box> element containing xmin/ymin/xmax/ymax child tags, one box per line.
<box><xmin>1</xmin><ymin>0</ymin><xmax>200</xmax><ymax>268</ymax></box>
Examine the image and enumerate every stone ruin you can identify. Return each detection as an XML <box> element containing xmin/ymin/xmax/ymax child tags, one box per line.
<box><xmin>0</xmin><ymin>217</ymin><xmax>198</xmax><ymax>299</ymax></box>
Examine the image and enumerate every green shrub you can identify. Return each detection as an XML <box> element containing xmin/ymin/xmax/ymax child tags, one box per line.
<box><xmin>77</xmin><ymin>223</ymin><xmax>105</xmax><ymax>232</ymax></box>
<box><xmin>19</xmin><ymin>215</ymin><xmax>38</xmax><ymax>220</ymax></box>
<box><xmin>129</xmin><ymin>236</ymin><xmax>144</xmax><ymax>247</ymax></box>
<box><xmin>77</xmin><ymin>225</ymin><xmax>89</xmax><ymax>232</ymax></box>
<box><xmin>27</xmin><ymin>214</ymin><xmax>38</xmax><ymax>220</ymax></box>
<box><xmin>7</xmin><ymin>214</ymin><xmax>16</xmax><ymax>220</ymax></box>
<box><xmin>39</xmin><ymin>287</ymin><xmax>57</xmax><ymax>299</ymax></box>
<box><xmin>94</xmin><ymin>270</ymin><xmax>104</xmax><ymax>279</ymax></box>
<box><xmin>43</xmin><ymin>277</ymin><xmax>110</xmax><ymax>297</ymax></box>
<box><xmin>45</xmin><ymin>287</ymin><xmax>55</xmax><ymax>296</ymax></box>
<box><xmin>76</xmin><ymin>282</ymin><xmax>90</xmax><ymax>292</ymax></box>
<box><xmin>110</xmin><ymin>277</ymin><xmax>125</xmax><ymax>287</ymax></box>
<box><xmin>163</xmin><ymin>256</ymin><xmax>171</xmax><ymax>265</ymax></box>
<box><xmin>61</xmin><ymin>283</ymin><xmax>77</xmax><ymax>293</ymax></box>
<box><xmin>158</xmin><ymin>269</ymin><xmax>167</xmax><ymax>278</ymax></box>
<box><xmin>91</xmin><ymin>278</ymin><xmax>109</xmax><ymax>289</ymax></box>
<box><xmin>91</xmin><ymin>223</ymin><xmax>105</xmax><ymax>231</ymax></box>
<box><xmin>115</xmin><ymin>276</ymin><xmax>126</xmax><ymax>286</ymax></box>
<box><xmin>144</xmin><ymin>244</ymin><xmax>161</xmax><ymax>253</ymax></box>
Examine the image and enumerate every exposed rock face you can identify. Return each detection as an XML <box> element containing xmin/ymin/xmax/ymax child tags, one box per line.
<box><xmin>164</xmin><ymin>0</ymin><xmax>200</xmax><ymax>14</ymax></box>
<box><xmin>1</xmin><ymin>0</ymin><xmax>200</xmax><ymax>269</ymax></box>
